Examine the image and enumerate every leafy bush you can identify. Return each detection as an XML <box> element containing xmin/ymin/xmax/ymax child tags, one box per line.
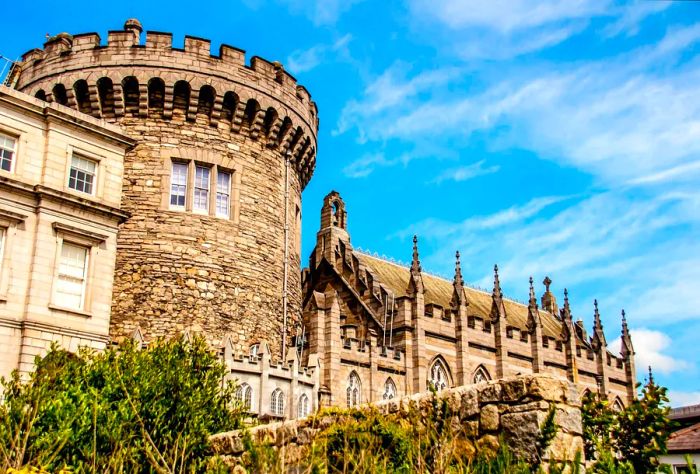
<box><xmin>0</xmin><ymin>336</ymin><xmax>243</xmax><ymax>473</ymax></box>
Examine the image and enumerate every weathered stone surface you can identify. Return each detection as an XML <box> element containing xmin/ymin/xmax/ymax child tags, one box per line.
<box><xmin>479</xmin><ymin>404</ymin><xmax>500</xmax><ymax>432</ymax></box>
<box><xmin>500</xmin><ymin>410</ymin><xmax>546</xmax><ymax>462</ymax></box>
<box><xmin>554</xmin><ymin>405</ymin><xmax>583</xmax><ymax>435</ymax></box>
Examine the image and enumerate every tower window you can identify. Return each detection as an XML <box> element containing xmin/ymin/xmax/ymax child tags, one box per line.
<box><xmin>271</xmin><ymin>388</ymin><xmax>285</xmax><ymax>417</ymax></box>
<box><xmin>193</xmin><ymin>165</ymin><xmax>210</xmax><ymax>212</ymax></box>
<box><xmin>216</xmin><ymin>171</ymin><xmax>231</xmax><ymax>218</ymax></box>
<box><xmin>68</xmin><ymin>154</ymin><xmax>97</xmax><ymax>195</ymax></box>
<box><xmin>298</xmin><ymin>394</ymin><xmax>310</xmax><ymax>418</ymax></box>
<box><xmin>0</xmin><ymin>133</ymin><xmax>16</xmax><ymax>172</ymax></box>
<box><xmin>170</xmin><ymin>162</ymin><xmax>187</xmax><ymax>209</ymax></box>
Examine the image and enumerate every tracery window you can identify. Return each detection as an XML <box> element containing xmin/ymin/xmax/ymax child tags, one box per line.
<box><xmin>271</xmin><ymin>388</ymin><xmax>285</xmax><ymax>416</ymax></box>
<box><xmin>383</xmin><ymin>378</ymin><xmax>397</xmax><ymax>400</ymax></box>
<box><xmin>236</xmin><ymin>383</ymin><xmax>253</xmax><ymax>410</ymax></box>
<box><xmin>346</xmin><ymin>371</ymin><xmax>361</xmax><ymax>407</ymax></box>
<box><xmin>473</xmin><ymin>366</ymin><xmax>491</xmax><ymax>384</ymax></box>
<box><xmin>429</xmin><ymin>358</ymin><xmax>450</xmax><ymax>392</ymax></box>
<box><xmin>298</xmin><ymin>394</ymin><xmax>310</xmax><ymax>418</ymax></box>
<box><xmin>612</xmin><ymin>398</ymin><xmax>624</xmax><ymax>412</ymax></box>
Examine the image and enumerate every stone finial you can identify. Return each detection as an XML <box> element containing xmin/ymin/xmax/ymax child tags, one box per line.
<box><xmin>648</xmin><ymin>365</ymin><xmax>655</xmax><ymax>385</ymax></box>
<box><xmin>561</xmin><ymin>288</ymin><xmax>572</xmax><ymax>321</ymax></box>
<box><xmin>453</xmin><ymin>251</ymin><xmax>464</xmax><ymax>287</ymax></box>
<box><xmin>591</xmin><ymin>299</ymin><xmax>607</xmax><ymax>350</ymax></box>
<box><xmin>543</xmin><ymin>276</ymin><xmax>552</xmax><ymax>292</ymax></box>
<box><xmin>526</xmin><ymin>276</ymin><xmax>541</xmax><ymax>333</ymax></box>
<box><xmin>620</xmin><ymin>309</ymin><xmax>635</xmax><ymax>358</ymax></box>
<box><xmin>408</xmin><ymin>235</ymin><xmax>424</xmax><ymax>295</ymax></box>
<box><xmin>593</xmin><ymin>300</ymin><xmax>603</xmax><ymax>331</ymax></box>
<box><xmin>411</xmin><ymin>235</ymin><xmax>421</xmax><ymax>274</ymax></box>
<box><xmin>492</xmin><ymin>264</ymin><xmax>502</xmax><ymax>300</ymax></box>
<box><xmin>529</xmin><ymin>276</ymin><xmax>536</xmax><ymax>306</ymax></box>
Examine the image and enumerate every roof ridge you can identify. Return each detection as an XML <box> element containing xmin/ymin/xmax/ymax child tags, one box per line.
<box><xmin>354</xmin><ymin>249</ymin><xmax>532</xmax><ymax>309</ymax></box>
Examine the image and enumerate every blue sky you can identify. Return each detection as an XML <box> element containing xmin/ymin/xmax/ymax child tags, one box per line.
<box><xmin>3</xmin><ymin>0</ymin><xmax>699</xmax><ymax>406</ymax></box>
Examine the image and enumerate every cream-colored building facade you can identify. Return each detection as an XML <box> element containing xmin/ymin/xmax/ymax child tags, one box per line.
<box><xmin>0</xmin><ymin>86</ymin><xmax>134</xmax><ymax>379</ymax></box>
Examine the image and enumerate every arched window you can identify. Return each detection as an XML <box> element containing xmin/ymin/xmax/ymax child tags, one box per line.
<box><xmin>298</xmin><ymin>393</ymin><xmax>310</xmax><ymax>418</ymax></box>
<box><xmin>34</xmin><ymin>89</ymin><xmax>47</xmax><ymax>101</ymax></box>
<box><xmin>271</xmin><ymin>388</ymin><xmax>285</xmax><ymax>416</ymax></box>
<box><xmin>429</xmin><ymin>358</ymin><xmax>450</xmax><ymax>392</ymax></box>
<box><xmin>52</xmin><ymin>84</ymin><xmax>68</xmax><ymax>106</ymax></box>
<box><xmin>221</xmin><ymin>91</ymin><xmax>237</xmax><ymax>125</ymax></box>
<box><xmin>196</xmin><ymin>85</ymin><xmax>215</xmax><ymax>121</ymax></box>
<box><xmin>97</xmin><ymin>77</ymin><xmax>114</xmax><ymax>119</ymax></box>
<box><xmin>122</xmin><ymin>77</ymin><xmax>140</xmax><ymax>117</ymax></box>
<box><xmin>148</xmin><ymin>78</ymin><xmax>165</xmax><ymax>117</ymax></box>
<box><xmin>172</xmin><ymin>80</ymin><xmax>190</xmax><ymax>119</ymax></box>
<box><xmin>243</xmin><ymin>98</ymin><xmax>259</xmax><ymax>129</ymax></box>
<box><xmin>383</xmin><ymin>378</ymin><xmax>397</xmax><ymax>400</ymax></box>
<box><xmin>236</xmin><ymin>383</ymin><xmax>253</xmax><ymax>410</ymax></box>
<box><xmin>249</xmin><ymin>343</ymin><xmax>260</xmax><ymax>359</ymax></box>
<box><xmin>612</xmin><ymin>398</ymin><xmax>624</xmax><ymax>412</ymax></box>
<box><xmin>73</xmin><ymin>79</ymin><xmax>92</xmax><ymax>115</ymax></box>
<box><xmin>473</xmin><ymin>365</ymin><xmax>491</xmax><ymax>384</ymax></box>
<box><xmin>263</xmin><ymin>107</ymin><xmax>278</xmax><ymax>138</ymax></box>
<box><xmin>346</xmin><ymin>371</ymin><xmax>361</xmax><ymax>407</ymax></box>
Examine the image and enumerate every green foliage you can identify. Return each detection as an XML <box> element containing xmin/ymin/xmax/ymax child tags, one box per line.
<box><xmin>616</xmin><ymin>381</ymin><xmax>674</xmax><ymax>474</ymax></box>
<box><xmin>580</xmin><ymin>379</ymin><xmax>676</xmax><ymax>474</ymax></box>
<box><xmin>0</xmin><ymin>337</ymin><xmax>243</xmax><ymax>473</ymax></box>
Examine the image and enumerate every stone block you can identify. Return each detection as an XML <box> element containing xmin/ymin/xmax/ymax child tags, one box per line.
<box><xmin>479</xmin><ymin>404</ymin><xmax>500</xmax><ymax>433</ymax></box>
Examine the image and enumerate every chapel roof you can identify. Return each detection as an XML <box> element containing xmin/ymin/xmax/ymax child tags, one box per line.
<box><xmin>667</xmin><ymin>421</ymin><xmax>700</xmax><ymax>453</ymax></box>
<box><xmin>354</xmin><ymin>252</ymin><xmax>564</xmax><ymax>339</ymax></box>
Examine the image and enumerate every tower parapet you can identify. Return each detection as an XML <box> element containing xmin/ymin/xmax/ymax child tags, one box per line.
<box><xmin>12</xmin><ymin>20</ymin><xmax>319</xmax><ymax>357</ymax></box>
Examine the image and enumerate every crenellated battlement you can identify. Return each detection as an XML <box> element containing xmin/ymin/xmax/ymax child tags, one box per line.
<box><xmin>12</xmin><ymin>19</ymin><xmax>318</xmax><ymax>188</ymax></box>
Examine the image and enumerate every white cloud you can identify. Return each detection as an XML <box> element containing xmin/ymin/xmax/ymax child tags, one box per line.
<box><xmin>343</xmin><ymin>153</ymin><xmax>400</xmax><ymax>178</ymax></box>
<box><xmin>410</xmin><ymin>0</ymin><xmax>609</xmax><ymax>33</ymax></box>
<box><xmin>609</xmin><ymin>329</ymin><xmax>692</xmax><ymax>376</ymax></box>
<box><xmin>430</xmin><ymin>160</ymin><xmax>500</xmax><ymax>184</ymax></box>
<box><xmin>602</xmin><ymin>2</ymin><xmax>670</xmax><ymax>38</ymax></box>
<box><xmin>668</xmin><ymin>390</ymin><xmax>700</xmax><ymax>408</ymax></box>
<box><xmin>279</xmin><ymin>0</ymin><xmax>364</xmax><ymax>25</ymax></box>
<box><xmin>287</xmin><ymin>35</ymin><xmax>352</xmax><ymax>74</ymax></box>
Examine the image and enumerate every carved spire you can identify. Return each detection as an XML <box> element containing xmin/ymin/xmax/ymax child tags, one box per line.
<box><xmin>591</xmin><ymin>299</ymin><xmax>607</xmax><ymax>351</ymax></box>
<box><xmin>454</xmin><ymin>251</ymin><xmax>464</xmax><ymax>287</ymax></box>
<box><xmin>526</xmin><ymin>276</ymin><xmax>541</xmax><ymax>333</ymax></box>
<box><xmin>451</xmin><ymin>251</ymin><xmax>466</xmax><ymax>307</ymax></box>
<box><xmin>620</xmin><ymin>309</ymin><xmax>635</xmax><ymax>358</ymax></box>
<box><xmin>408</xmin><ymin>235</ymin><xmax>424</xmax><ymax>295</ymax></box>
<box><xmin>561</xmin><ymin>288</ymin><xmax>572</xmax><ymax>321</ymax></box>
<box><xmin>648</xmin><ymin>365</ymin><xmax>655</xmax><ymax>386</ymax></box>
<box><xmin>490</xmin><ymin>264</ymin><xmax>506</xmax><ymax>322</ymax></box>
<box><xmin>492</xmin><ymin>264</ymin><xmax>502</xmax><ymax>300</ymax></box>
<box><xmin>411</xmin><ymin>235</ymin><xmax>421</xmax><ymax>273</ymax></box>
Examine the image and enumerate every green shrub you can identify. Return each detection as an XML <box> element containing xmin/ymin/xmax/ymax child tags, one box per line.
<box><xmin>0</xmin><ymin>336</ymin><xmax>243</xmax><ymax>473</ymax></box>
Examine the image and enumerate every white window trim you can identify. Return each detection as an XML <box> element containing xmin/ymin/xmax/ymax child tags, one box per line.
<box><xmin>169</xmin><ymin>161</ymin><xmax>189</xmax><ymax>211</ymax></box>
<box><xmin>65</xmin><ymin>146</ymin><xmax>103</xmax><ymax>198</ymax></box>
<box><xmin>192</xmin><ymin>164</ymin><xmax>211</xmax><ymax>215</ymax></box>
<box><xmin>215</xmin><ymin>170</ymin><xmax>232</xmax><ymax>218</ymax></box>
<box><xmin>49</xmin><ymin>222</ymin><xmax>108</xmax><ymax>317</ymax></box>
<box><xmin>0</xmin><ymin>131</ymin><xmax>19</xmax><ymax>174</ymax></box>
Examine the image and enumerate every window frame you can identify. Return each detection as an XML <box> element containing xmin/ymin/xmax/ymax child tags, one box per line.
<box><xmin>169</xmin><ymin>161</ymin><xmax>189</xmax><ymax>210</ymax></box>
<box><xmin>0</xmin><ymin>131</ymin><xmax>18</xmax><ymax>174</ymax></box>
<box><xmin>67</xmin><ymin>152</ymin><xmax>99</xmax><ymax>196</ymax></box>
<box><xmin>54</xmin><ymin>240</ymin><xmax>90</xmax><ymax>311</ymax></box>
<box><xmin>192</xmin><ymin>164</ymin><xmax>211</xmax><ymax>214</ymax></box>
<box><xmin>49</xmin><ymin>222</ymin><xmax>108</xmax><ymax>317</ymax></box>
<box><xmin>215</xmin><ymin>169</ymin><xmax>232</xmax><ymax>218</ymax></box>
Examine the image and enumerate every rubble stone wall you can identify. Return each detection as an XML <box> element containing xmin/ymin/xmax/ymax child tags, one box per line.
<box><xmin>209</xmin><ymin>374</ymin><xmax>585</xmax><ymax>469</ymax></box>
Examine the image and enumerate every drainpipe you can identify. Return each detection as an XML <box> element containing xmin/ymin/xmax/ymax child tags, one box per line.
<box><xmin>282</xmin><ymin>151</ymin><xmax>291</xmax><ymax>362</ymax></box>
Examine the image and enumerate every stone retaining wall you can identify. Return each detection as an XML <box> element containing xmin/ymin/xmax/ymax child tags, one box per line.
<box><xmin>210</xmin><ymin>374</ymin><xmax>585</xmax><ymax>469</ymax></box>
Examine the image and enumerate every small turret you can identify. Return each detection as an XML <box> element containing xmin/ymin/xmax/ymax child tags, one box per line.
<box><xmin>315</xmin><ymin>191</ymin><xmax>350</xmax><ymax>269</ymax></box>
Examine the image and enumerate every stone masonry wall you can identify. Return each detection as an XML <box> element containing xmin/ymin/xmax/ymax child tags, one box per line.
<box><xmin>209</xmin><ymin>374</ymin><xmax>585</xmax><ymax>469</ymax></box>
<box><xmin>12</xmin><ymin>20</ymin><xmax>318</xmax><ymax>357</ymax></box>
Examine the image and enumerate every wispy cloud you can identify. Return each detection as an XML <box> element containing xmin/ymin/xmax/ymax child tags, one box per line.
<box><xmin>287</xmin><ymin>34</ymin><xmax>353</xmax><ymax>74</ymax></box>
<box><xmin>610</xmin><ymin>329</ymin><xmax>693</xmax><ymax>377</ymax></box>
<box><xmin>602</xmin><ymin>2</ymin><xmax>670</xmax><ymax>38</ymax></box>
<box><xmin>430</xmin><ymin>160</ymin><xmax>499</xmax><ymax>184</ymax></box>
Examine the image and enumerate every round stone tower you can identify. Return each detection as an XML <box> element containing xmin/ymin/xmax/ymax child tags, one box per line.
<box><xmin>11</xmin><ymin>19</ymin><xmax>318</xmax><ymax>356</ymax></box>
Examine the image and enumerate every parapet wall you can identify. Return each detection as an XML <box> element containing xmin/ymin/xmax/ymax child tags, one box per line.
<box><xmin>209</xmin><ymin>374</ymin><xmax>585</xmax><ymax>468</ymax></box>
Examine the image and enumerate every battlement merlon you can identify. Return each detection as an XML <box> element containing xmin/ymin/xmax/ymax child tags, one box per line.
<box><xmin>14</xmin><ymin>19</ymin><xmax>318</xmax><ymax>139</ymax></box>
